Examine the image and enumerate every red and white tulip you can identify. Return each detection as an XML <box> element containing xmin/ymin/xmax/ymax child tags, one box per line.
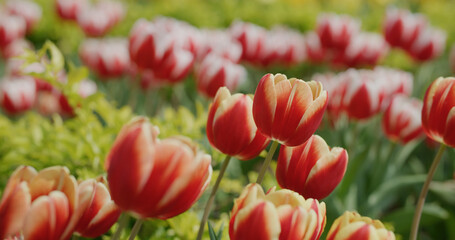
<box><xmin>316</xmin><ymin>13</ymin><xmax>360</xmax><ymax>50</ymax></box>
<box><xmin>0</xmin><ymin>14</ymin><xmax>26</xmax><ymax>48</ymax></box>
<box><xmin>0</xmin><ymin>76</ymin><xmax>36</xmax><ymax>115</ymax></box>
<box><xmin>5</xmin><ymin>0</ymin><xmax>42</xmax><ymax>31</ymax></box>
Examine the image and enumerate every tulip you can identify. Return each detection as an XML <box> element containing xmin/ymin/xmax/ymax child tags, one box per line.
<box><xmin>304</xmin><ymin>31</ymin><xmax>326</xmax><ymax>63</ymax></box>
<box><xmin>421</xmin><ymin>77</ymin><xmax>455</xmax><ymax>147</ymax></box>
<box><xmin>105</xmin><ymin>117</ymin><xmax>212</xmax><ymax>219</ymax></box>
<box><xmin>0</xmin><ymin>14</ymin><xmax>26</xmax><ymax>48</ymax></box>
<box><xmin>199</xmin><ymin>29</ymin><xmax>242</xmax><ymax>63</ymax></box>
<box><xmin>5</xmin><ymin>0</ymin><xmax>42</xmax><ymax>31</ymax></box>
<box><xmin>229</xmin><ymin>21</ymin><xmax>267</xmax><ymax>64</ymax></box>
<box><xmin>0</xmin><ymin>76</ymin><xmax>36</xmax><ymax>115</ymax></box>
<box><xmin>0</xmin><ymin>166</ymin><xmax>37</xmax><ymax>239</ymax></box>
<box><xmin>327</xmin><ymin>211</ymin><xmax>395</xmax><ymax>240</ymax></box>
<box><xmin>252</xmin><ymin>73</ymin><xmax>328</xmax><ymax>147</ymax></box>
<box><xmin>74</xmin><ymin>178</ymin><xmax>121</xmax><ymax>238</ymax></box>
<box><xmin>407</xmin><ymin>27</ymin><xmax>446</xmax><ymax>62</ymax></box>
<box><xmin>56</xmin><ymin>0</ymin><xmax>88</xmax><ymax>21</ymax></box>
<box><xmin>276</xmin><ymin>135</ymin><xmax>348</xmax><ymax>200</ymax></box>
<box><xmin>316</xmin><ymin>13</ymin><xmax>360</xmax><ymax>50</ymax></box>
<box><xmin>207</xmin><ymin>87</ymin><xmax>270</xmax><ymax>159</ymax></box>
<box><xmin>76</xmin><ymin>1</ymin><xmax>123</xmax><ymax>37</ymax></box>
<box><xmin>151</xmin><ymin>46</ymin><xmax>194</xmax><ymax>84</ymax></box>
<box><xmin>230</xmin><ymin>183</ymin><xmax>326</xmax><ymax>240</ymax></box>
<box><xmin>382</xmin><ymin>95</ymin><xmax>424</xmax><ymax>144</ymax></box>
<box><xmin>59</xmin><ymin>79</ymin><xmax>97</xmax><ymax>116</ymax></box>
<box><xmin>1</xmin><ymin>38</ymin><xmax>33</xmax><ymax>59</ymax></box>
<box><xmin>196</xmin><ymin>54</ymin><xmax>246</xmax><ymax>98</ymax></box>
<box><xmin>373</xmin><ymin>67</ymin><xmax>413</xmax><ymax>110</ymax></box>
<box><xmin>383</xmin><ymin>8</ymin><xmax>427</xmax><ymax>49</ymax></box>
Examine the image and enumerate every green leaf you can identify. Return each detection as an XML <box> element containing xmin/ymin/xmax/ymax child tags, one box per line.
<box><xmin>208</xmin><ymin>221</ymin><xmax>219</xmax><ymax>240</ymax></box>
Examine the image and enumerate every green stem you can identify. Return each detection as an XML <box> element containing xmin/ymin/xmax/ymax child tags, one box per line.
<box><xmin>111</xmin><ymin>213</ymin><xmax>129</xmax><ymax>240</ymax></box>
<box><xmin>129</xmin><ymin>219</ymin><xmax>145</xmax><ymax>240</ymax></box>
<box><xmin>256</xmin><ymin>141</ymin><xmax>280</xmax><ymax>184</ymax></box>
<box><xmin>196</xmin><ymin>155</ymin><xmax>232</xmax><ymax>240</ymax></box>
<box><xmin>409</xmin><ymin>144</ymin><xmax>446</xmax><ymax>240</ymax></box>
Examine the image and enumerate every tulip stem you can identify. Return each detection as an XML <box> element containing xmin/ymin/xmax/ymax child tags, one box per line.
<box><xmin>129</xmin><ymin>219</ymin><xmax>145</xmax><ymax>240</ymax></box>
<box><xmin>111</xmin><ymin>213</ymin><xmax>129</xmax><ymax>240</ymax></box>
<box><xmin>256</xmin><ymin>141</ymin><xmax>280</xmax><ymax>185</ymax></box>
<box><xmin>196</xmin><ymin>155</ymin><xmax>232</xmax><ymax>240</ymax></box>
<box><xmin>410</xmin><ymin>144</ymin><xmax>446</xmax><ymax>240</ymax></box>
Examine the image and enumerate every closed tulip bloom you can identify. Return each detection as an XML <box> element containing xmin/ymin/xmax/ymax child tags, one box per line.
<box><xmin>0</xmin><ymin>77</ymin><xmax>36</xmax><ymax>115</ymax></box>
<box><xmin>383</xmin><ymin>8</ymin><xmax>427</xmax><ymax>49</ymax></box>
<box><xmin>316</xmin><ymin>13</ymin><xmax>360</xmax><ymax>50</ymax></box>
<box><xmin>0</xmin><ymin>14</ymin><xmax>26</xmax><ymax>48</ymax></box>
<box><xmin>253</xmin><ymin>73</ymin><xmax>328</xmax><ymax>146</ymax></box>
<box><xmin>408</xmin><ymin>27</ymin><xmax>446</xmax><ymax>62</ymax></box>
<box><xmin>327</xmin><ymin>211</ymin><xmax>395</xmax><ymax>240</ymax></box>
<box><xmin>105</xmin><ymin>117</ymin><xmax>212</xmax><ymax>219</ymax></box>
<box><xmin>422</xmin><ymin>77</ymin><xmax>455</xmax><ymax>147</ymax></box>
<box><xmin>207</xmin><ymin>87</ymin><xmax>270</xmax><ymax>160</ymax></box>
<box><xmin>229</xmin><ymin>21</ymin><xmax>267</xmax><ymax>64</ymax></box>
<box><xmin>382</xmin><ymin>95</ymin><xmax>424</xmax><ymax>144</ymax></box>
<box><xmin>6</xmin><ymin>0</ymin><xmax>42</xmax><ymax>31</ymax></box>
<box><xmin>230</xmin><ymin>183</ymin><xmax>326</xmax><ymax>240</ymax></box>
<box><xmin>304</xmin><ymin>31</ymin><xmax>326</xmax><ymax>63</ymax></box>
<box><xmin>0</xmin><ymin>166</ymin><xmax>37</xmax><ymax>239</ymax></box>
<box><xmin>199</xmin><ymin>29</ymin><xmax>242</xmax><ymax>63</ymax></box>
<box><xmin>74</xmin><ymin>178</ymin><xmax>121</xmax><ymax>238</ymax></box>
<box><xmin>276</xmin><ymin>135</ymin><xmax>348</xmax><ymax>200</ymax></box>
<box><xmin>56</xmin><ymin>0</ymin><xmax>88</xmax><ymax>21</ymax></box>
<box><xmin>196</xmin><ymin>54</ymin><xmax>246</xmax><ymax>98</ymax></box>
<box><xmin>1</xmin><ymin>38</ymin><xmax>33</xmax><ymax>59</ymax></box>
<box><xmin>23</xmin><ymin>166</ymin><xmax>79</xmax><ymax>240</ymax></box>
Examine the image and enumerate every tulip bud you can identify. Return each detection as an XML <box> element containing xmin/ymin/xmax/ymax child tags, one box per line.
<box><xmin>207</xmin><ymin>87</ymin><xmax>270</xmax><ymax>160</ymax></box>
<box><xmin>6</xmin><ymin>0</ymin><xmax>42</xmax><ymax>32</ymax></box>
<box><xmin>0</xmin><ymin>77</ymin><xmax>36</xmax><ymax>115</ymax></box>
<box><xmin>106</xmin><ymin>117</ymin><xmax>212</xmax><ymax>219</ymax></box>
<box><xmin>408</xmin><ymin>27</ymin><xmax>446</xmax><ymax>62</ymax></box>
<box><xmin>196</xmin><ymin>54</ymin><xmax>246</xmax><ymax>98</ymax></box>
<box><xmin>422</xmin><ymin>77</ymin><xmax>455</xmax><ymax>147</ymax></box>
<box><xmin>383</xmin><ymin>8</ymin><xmax>427</xmax><ymax>49</ymax></box>
<box><xmin>327</xmin><ymin>211</ymin><xmax>395</xmax><ymax>240</ymax></box>
<box><xmin>229</xmin><ymin>21</ymin><xmax>267</xmax><ymax>64</ymax></box>
<box><xmin>253</xmin><ymin>73</ymin><xmax>328</xmax><ymax>146</ymax></box>
<box><xmin>382</xmin><ymin>95</ymin><xmax>424</xmax><ymax>144</ymax></box>
<box><xmin>0</xmin><ymin>166</ymin><xmax>37</xmax><ymax>239</ymax></box>
<box><xmin>199</xmin><ymin>29</ymin><xmax>242</xmax><ymax>63</ymax></box>
<box><xmin>277</xmin><ymin>135</ymin><xmax>348</xmax><ymax>200</ymax></box>
<box><xmin>316</xmin><ymin>13</ymin><xmax>360</xmax><ymax>50</ymax></box>
<box><xmin>230</xmin><ymin>183</ymin><xmax>326</xmax><ymax>240</ymax></box>
<box><xmin>0</xmin><ymin>14</ymin><xmax>26</xmax><ymax>48</ymax></box>
<box><xmin>304</xmin><ymin>31</ymin><xmax>326</xmax><ymax>63</ymax></box>
<box><xmin>74</xmin><ymin>178</ymin><xmax>121</xmax><ymax>238</ymax></box>
<box><xmin>56</xmin><ymin>0</ymin><xmax>88</xmax><ymax>21</ymax></box>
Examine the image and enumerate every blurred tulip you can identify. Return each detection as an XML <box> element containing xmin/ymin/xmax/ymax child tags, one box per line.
<box><xmin>383</xmin><ymin>8</ymin><xmax>427</xmax><ymax>49</ymax></box>
<box><xmin>56</xmin><ymin>0</ymin><xmax>88</xmax><ymax>21</ymax></box>
<box><xmin>59</xmin><ymin>79</ymin><xmax>97</xmax><ymax>116</ymax></box>
<box><xmin>75</xmin><ymin>178</ymin><xmax>121</xmax><ymax>238</ymax></box>
<box><xmin>408</xmin><ymin>27</ymin><xmax>446</xmax><ymax>62</ymax></box>
<box><xmin>207</xmin><ymin>87</ymin><xmax>270</xmax><ymax>160</ymax></box>
<box><xmin>229</xmin><ymin>183</ymin><xmax>326</xmax><ymax>240</ymax></box>
<box><xmin>1</xmin><ymin>38</ymin><xmax>33</xmax><ymax>59</ymax></box>
<box><xmin>199</xmin><ymin>29</ymin><xmax>242</xmax><ymax>63</ymax></box>
<box><xmin>0</xmin><ymin>76</ymin><xmax>36</xmax><ymax>115</ymax></box>
<box><xmin>373</xmin><ymin>67</ymin><xmax>413</xmax><ymax>110</ymax></box>
<box><xmin>316</xmin><ymin>13</ymin><xmax>360</xmax><ymax>50</ymax></box>
<box><xmin>36</xmin><ymin>91</ymin><xmax>62</xmax><ymax>116</ymax></box>
<box><xmin>152</xmin><ymin>46</ymin><xmax>194</xmax><ymax>84</ymax></box>
<box><xmin>382</xmin><ymin>95</ymin><xmax>424</xmax><ymax>144</ymax></box>
<box><xmin>276</xmin><ymin>135</ymin><xmax>348</xmax><ymax>200</ymax></box>
<box><xmin>79</xmin><ymin>38</ymin><xmax>130</xmax><ymax>79</ymax></box>
<box><xmin>5</xmin><ymin>0</ymin><xmax>42</xmax><ymax>31</ymax></box>
<box><xmin>253</xmin><ymin>73</ymin><xmax>328</xmax><ymax>146</ymax></box>
<box><xmin>327</xmin><ymin>211</ymin><xmax>395</xmax><ymax>240</ymax></box>
<box><xmin>229</xmin><ymin>20</ymin><xmax>267</xmax><ymax>64</ymax></box>
<box><xmin>422</xmin><ymin>77</ymin><xmax>455</xmax><ymax>147</ymax></box>
<box><xmin>0</xmin><ymin>166</ymin><xmax>37</xmax><ymax>239</ymax></box>
<box><xmin>105</xmin><ymin>117</ymin><xmax>212</xmax><ymax>219</ymax></box>
<box><xmin>195</xmin><ymin>54</ymin><xmax>246</xmax><ymax>98</ymax></box>
<box><xmin>304</xmin><ymin>31</ymin><xmax>326</xmax><ymax>63</ymax></box>
<box><xmin>77</xmin><ymin>1</ymin><xmax>123</xmax><ymax>37</ymax></box>
<box><xmin>0</xmin><ymin>14</ymin><xmax>26</xmax><ymax>48</ymax></box>
<box><xmin>23</xmin><ymin>166</ymin><xmax>79</xmax><ymax>240</ymax></box>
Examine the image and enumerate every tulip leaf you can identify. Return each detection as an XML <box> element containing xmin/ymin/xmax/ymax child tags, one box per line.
<box><xmin>208</xmin><ymin>221</ymin><xmax>219</xmax><ymax>240</ymax></box>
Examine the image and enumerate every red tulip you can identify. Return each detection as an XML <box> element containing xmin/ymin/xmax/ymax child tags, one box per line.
<box><xmin>105</xmin><ymin>117</ymin><xmax>212</xmax><ymax>219</ymax></box>
<box><xmin>5</xmin><ymin>0</ymin><xmax>42</xmax><ymax>31</ymax></box>
<box><xmin>195</xmin><ymin>54</ymin><xmax>246</xmax><ymax>98</ymax></box>
<box><xmin>422</xmin><ymin>77</ymin><xmax>455</xmax><ymax>147</ymax></box>
<box><xmin>79</xmin><ymin>38</ymin><xmax>130</xmax><ymax>79</ymax></box>
<box><xmin>207</xmin><ymin>87</ymin><xmax>270</xmax><ymax>160</ymax></box>
<box><xmin>304</xmin><ymin>31</ymin><xmax>326</xmax><ymax>63</ymax></box>
<box><xmin>277</xmin><ymin>135</ymin><xmax>348</xmax><ymax>199</ymax></box>
<box><xmin>0</xmin><ymin>166</ymin><xmax>37</xmax><ymax>239</ymax></box>
<box><xmin>383</xmin><ymin>8</ymin><xmax>427</xmax><ymax>49</ymax></box>
<box><xmin>56</xmin><ymin>0</ymin><xmax>88</xmax><ymax>21</ymax></box>
<box><xmin>382</xmin><ymin>95</ymin><xmax>424</xmax><ymax>144</ymax></box>
<box><xmin>408</xmin><ymin>27</ymin><xmax>446</xmax><ymax>62</ymax></box>
<box><xmin>327</xmin><ymin>211</ymin><xmax>395</xmax><ymax>240</ymax></box>
<box><xmin>229</xmin><ymin>21</ymin><xmax>267</xmax><ymax>64</ymax></box>
<box><xmin>0</xmin><ymin>76</ymin><xmax>36</xmax><ymax>115</ymax></box>
<box><xmin>373</xmin><ymin>67</ymin><xmax>413</xmax><ymax>110</ymax></box>
<box><xmin>230</xmin><ymin>183</ymin><xmax>326</xmax><ymax>240</ymax></box>
<box><xmin>0</xmin><ymin>14</ymin><xmax>26</xmax><ymax>48</ymax></box>
<box><xmin>253</xmin><ymin>73</ymin><xmax>328</xmax><ymax>146</ymax></box>
<box><xmin>316</xmin><ymin>13</ymin><xmax>360</xmax><ymax>50</ymax></box>
<box><xmin>76</xmin><ymin>1</ymin><xmax>123</xmax><ymax>37</ymax></box>
<box><xmin>151</xmin><ymin>46</ymin><xmax>194</xmax><ymax>84</ymax></box>
<box><xmin>74</xmin><ymin>178</ymin><xmax>121</xmax><ymax>238</ymax></box>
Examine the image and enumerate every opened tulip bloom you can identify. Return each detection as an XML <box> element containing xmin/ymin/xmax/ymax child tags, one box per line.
<box><xmin>105</xmin><ymin>117</ymin><xmax>212</xmax><ymax>219</ymax></box>
<box><xmin>327</xmin><ymin>211</ymin><xmax>395</xmax><ymax>240</ymax></box>
<box><xmin>253</xmin><ymin>73</ymin><xmax>328</xmax><ymax>147</ymax></box>
<box><xmin>230</xmin><ymin>183</ymin><xmax>326</xmax><ymax>240</ymax></box>
<box><xmin>276</xmin><ymin>135</ymin><xmax>348</xmax><ymax>200</ymax></box>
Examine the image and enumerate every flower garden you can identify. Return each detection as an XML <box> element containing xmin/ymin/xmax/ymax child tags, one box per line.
<box><xmin>1</xmin><ymin>0</ymin><xmax>455</xmax><ymax>239</ymax></box>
